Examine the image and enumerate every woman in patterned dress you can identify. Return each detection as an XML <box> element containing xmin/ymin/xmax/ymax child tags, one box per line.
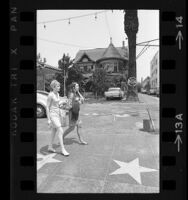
<box><xmin>46</xmin><ymin>80</ymin><xmax>69</xmax><ymax>156</ymax></box>
<box><xmin>63</xmin><ymin>82</ymin><xmax>88</xmax><ymax>145</ymax></box>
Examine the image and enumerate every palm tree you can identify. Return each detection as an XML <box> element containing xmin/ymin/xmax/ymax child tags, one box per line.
<box><xmin>124</xmin><ymin>10</ymin><xmax>139</xmax><ymax>101</ymax></box>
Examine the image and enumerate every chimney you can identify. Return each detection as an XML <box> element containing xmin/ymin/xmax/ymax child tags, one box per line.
<box><xmin>110</xmin><ymin>37</ymin><xmax>112</xmax><ymax>44</ymax></box>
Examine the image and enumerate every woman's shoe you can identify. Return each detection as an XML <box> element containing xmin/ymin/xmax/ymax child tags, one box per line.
<box><xmin>48</xmin><ymin>147</ymin><xmax>56</xmax><ymax>153</ymax></box>
<box><xmin>79</xmin><ymin>140</ymin><xmax>88</xmax><ymax>145</ymax></box>
<box><xmin>61</xmin><ymin>149</ymin><xmax>70</xmax><ymax>156</ymax></box>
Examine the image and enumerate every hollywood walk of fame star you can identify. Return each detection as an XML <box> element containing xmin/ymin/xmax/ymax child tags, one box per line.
<box><xmin>37</xmin><ymin>153</ymin><xmax>62</xmax><ymax>171</ymax></box>
<box><xmin>110</xmin><ymin>158</ymin><xmax>158</xmax><ymax>184</ymax></box>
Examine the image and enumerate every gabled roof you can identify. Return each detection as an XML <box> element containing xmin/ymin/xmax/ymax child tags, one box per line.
<box><xmin>74</xmin><ymin>45</ymin><xmax>128</xmax><ymax>63</ymax></box>
<box><xmin>101</xmin><ymin>43</ymin><xmax>122</xmax><ymax>60</ymax></box>
<box><xmin>77</xmin><ymin>52</ymin><xmax>93</xmax><ymax>63</ymax></box>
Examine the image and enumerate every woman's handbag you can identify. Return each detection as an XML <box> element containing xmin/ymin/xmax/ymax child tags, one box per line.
<box><xmin>59</xmin><ymin>99</ymin><xmax>72</xmax><ymax>111</ymax></box>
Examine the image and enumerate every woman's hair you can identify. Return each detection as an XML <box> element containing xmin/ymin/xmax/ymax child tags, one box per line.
<box><xmin>50</xmin><ymin>80</ymin><xmax>60</xmax><ymax>90</ymax></box>
<box><xmin>69</xmin><ymin>82</ymin><xmax>78</xmax><ymax>92</ymax></box>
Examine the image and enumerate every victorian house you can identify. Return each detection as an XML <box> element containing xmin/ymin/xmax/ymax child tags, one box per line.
<box><xmin>74</xmin><ymin>39</ymin><xmax>129</xmax><ymax>89</ymax></box>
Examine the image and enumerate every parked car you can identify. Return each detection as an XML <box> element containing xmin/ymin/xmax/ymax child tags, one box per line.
<box><xmin>104</xmin><ymin>87</ymin><xmax>124</xmax><ymax>100</ymax></box>
<box><xmin>147</xmin><ymin>88</ymin><xmax>156</xmax><ymax>95</ymax></box>
<box><xmin>141</xmin><ymin>88</ymin><xmax>147</xmax><ymax>94</ymax></box>
<box><xmin>156</xmin><ymin>88</ymin><xmax>159</xmax><ymax>97</ymax></box>
<box><xmin>37</xmin><ymin>90</ymin><xmax>49</xmax><ymax>118</ymax></box>
<box><xmin>37</xmin><ymin>90</ymin><xmax>69</xmax><ymax>118</ymax></box>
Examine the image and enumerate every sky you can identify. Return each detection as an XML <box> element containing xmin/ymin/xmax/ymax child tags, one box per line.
<box><xmin>37</xmin><ymin>10</ymin><xmax>159</xmax><ymax>82</ymax></box>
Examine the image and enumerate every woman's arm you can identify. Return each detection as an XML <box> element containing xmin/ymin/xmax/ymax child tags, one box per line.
<box><xmin>46</xmin><ymin>93</ymin><xmax>52</xmax><ymax>122</ymax></box>
<box><xmin>78</xmin><ymin>91</ymin><xmax>84</xmax><ymax>104</ymax></box>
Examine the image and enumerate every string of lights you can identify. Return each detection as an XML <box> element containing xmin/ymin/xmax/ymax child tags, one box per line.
<box><xmin>37</xmin><ymin>10</ymin><xmax>110</xmax><ymax>25</ymax></box>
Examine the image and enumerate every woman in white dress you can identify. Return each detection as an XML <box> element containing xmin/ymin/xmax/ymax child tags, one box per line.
<box><xmin>46</xmin><ymin>80</ymin><xmax>69</xmax><ymax>156</ymax></box>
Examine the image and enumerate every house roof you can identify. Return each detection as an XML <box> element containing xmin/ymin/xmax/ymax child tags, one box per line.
<box><xmin>37</xmin><ymin>61</ymin><xmax>61</xmax><ymax>72</ymax></box>
<box><xmin>74</xmin><ymin>44</ymin><xmax>128</xmax><ymax>63</ymax></box>
<box><xmin>100</xmin><ymin>43</ymin><xmax>123</xmax><ymax>61</ymax></box>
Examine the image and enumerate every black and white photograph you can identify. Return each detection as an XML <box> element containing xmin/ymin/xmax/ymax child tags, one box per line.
<box><xmin>36</xmin><ymin>9</ymin><xmax>159</xmax><ymax>193</ymax></box>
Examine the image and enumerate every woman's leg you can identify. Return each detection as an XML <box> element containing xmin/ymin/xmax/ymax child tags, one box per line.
<box><xmin>76</xmin><ymin>121</ymin><xmax>88</xmax><ymax>145</ymax></box>
<box><xmin>48</xmin><ymin>127</ymin><xmax>56</xmax><ymax>152</ymax></box>
<box><xmin>63</xmin><ymin>125</ymin><xmax>75</xmax><ymax>139</ymax></box>
<box><xmin>57</xmin><ymin>127</ymin><xmax>69</xmax><ymax>156</ymax></box>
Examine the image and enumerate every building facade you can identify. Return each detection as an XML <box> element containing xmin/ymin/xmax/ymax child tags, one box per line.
<box><xmin>141</xmin><ymin>76</ymin><xmax>150</xmax><ymax>91</ymax></box>
<box><xmin>74</xmin><ymin>40</ymin><xmax>129</xmax><ymax>90</ymax></box>
<box><xmin>150</xmin><ymin>51</ymin><xmax>159</xmax><ymax>93</ymax></box>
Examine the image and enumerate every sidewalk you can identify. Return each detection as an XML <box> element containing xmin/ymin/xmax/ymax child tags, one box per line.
<box><xmin>37</xmin><ymin>95</ymin><xmax>159</xmax><ymax>193</ymax></box>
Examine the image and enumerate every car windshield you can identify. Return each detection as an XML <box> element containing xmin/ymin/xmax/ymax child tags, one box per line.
<box><xmin>108</xmin><ymin>88</ymin><xmax>120</xmax><ymax>91</ymax></box>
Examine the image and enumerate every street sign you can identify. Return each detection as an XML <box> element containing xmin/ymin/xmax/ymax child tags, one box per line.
<box><xmin>128</xmin><ymin>77</ymin><xmax>137</xmax><ymax>87</ymax></box>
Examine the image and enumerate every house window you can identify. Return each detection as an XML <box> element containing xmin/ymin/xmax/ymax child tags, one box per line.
<box><xmin>105</xmin><ymin>64</ymin><xmax>109</xmax><ymax>71</ymax></box>
<box><xmin>114</xmin><ymin>64</ymin><xmax>117</xmax><ymax>72</ymax></box>
<box><xmin>91</xmin><ymin>65</ymin><xmax>95</xmax><ymax>71</ymax></box>
<box><xmin>114</xmin><ymin>63</ymin><xmax>118</xmax><ymax>72</ymax></box>
<box><xmin>88</xmin><ymin>65</ymin><xmax>91</xmax><ymax>72</ymax></box>
<box><xmin>80</xmin><ymin>66</ymin><xmax>84</xmax><ymax>72</ymax></box>
<box><xmin>84</xmin><ymin>66</ymin><xmax>87</xmax><ymax>71</ymax></box>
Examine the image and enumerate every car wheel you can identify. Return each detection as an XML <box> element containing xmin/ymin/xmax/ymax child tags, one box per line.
<box><xmin>37</xmin><ymin>104</ymin><xmax>46</xmax><ymax>118</ymax></box>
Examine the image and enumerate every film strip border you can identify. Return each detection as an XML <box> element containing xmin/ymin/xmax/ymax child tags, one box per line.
<box><xmin>9</xmin><ymin>8</ymin><xmax>186</xmax><ymax>200</ymax></box>
<box><xmin>10</xmin><ymin>10</ymin><xmax>36</xmax><ymax>198</ymax></box>
<box><xmin>160</xmin><ymin>10</ymin><xmax>186</xmax><ymax>198</ymax></box>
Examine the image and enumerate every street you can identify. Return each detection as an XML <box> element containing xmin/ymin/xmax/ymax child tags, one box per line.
<box><xmin>37</xmin><ymin>93</ymin><xmax>159</xmax><ymax>193</ymax></box>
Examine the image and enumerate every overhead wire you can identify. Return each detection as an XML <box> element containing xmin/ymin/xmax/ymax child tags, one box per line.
<box><xmin>104</xmin><ymin>11</ymin><xmax>112</xmax><ymax>38</ymax></box>
<box><xmin>38</xmin><ymin>37</ymin><xmax>158</xmax><ymax>54</ymax></box>
<box><xmin>37</xmin><ymin>37</ymin><xmax>96</xmax><ymax>49</ymax></box>
<box><xmin>136</xmin><ymin>42</ymin><xmax>149</xmax><ymax>59</ymax></box>
<box><xmin>136</xmin><ymin>39</ymin><xmax>159</xmax><ymax>45</ymax></box>
<box><xmin>136</xmin><ymin>44</ymin><xmax>150</xmax><ymax>60</ymax></box>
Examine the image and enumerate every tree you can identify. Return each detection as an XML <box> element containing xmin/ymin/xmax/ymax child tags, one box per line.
<box><xmin>66</xmin><ymin>66</ymin><xmax>84</xmax><ymax>92</ymax></box>
<box><xmin>124</xmin><ymin>10</ymin><xmax>139</xmax><ymax>101</ymax></box>
<box><xmin>56</xmin><ymin>53</ymin><xmax>74</xmax><ymax>96</ymax></box>
<box><xmin>91</xmin><ymin>68</ymin><xmax>109</xmax><ymax>98</ymax></box>
<box><xmin>55</xmin><ymin>55</ymin><xmax>84</xmax><ymax>96</ymax></box>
